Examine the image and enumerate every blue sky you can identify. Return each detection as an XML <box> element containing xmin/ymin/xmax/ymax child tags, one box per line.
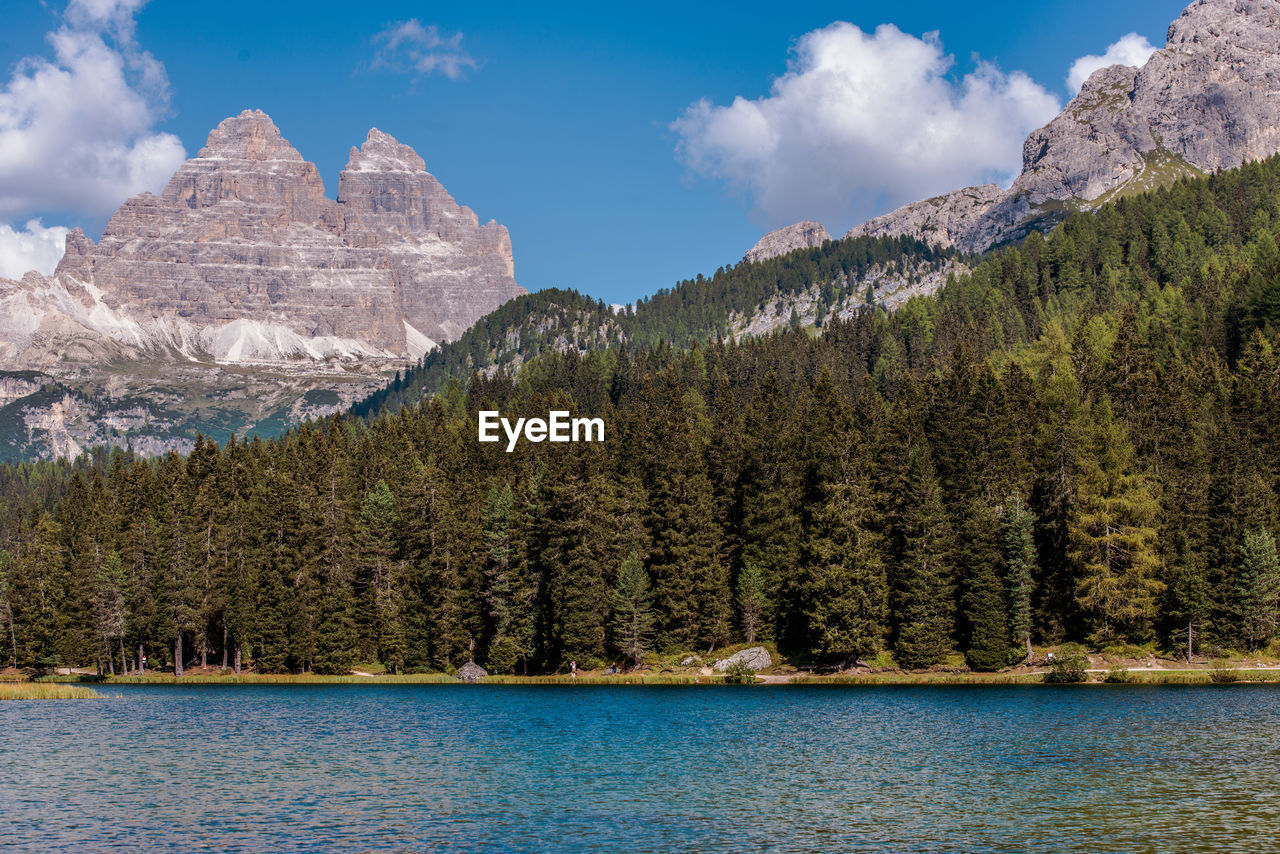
<box><xmin>0</xmin><ymin>0</ymin><xmax>1186</xmax><ymax>304</ymax></box>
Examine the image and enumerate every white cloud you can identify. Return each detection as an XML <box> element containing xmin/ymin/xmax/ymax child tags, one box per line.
<box><xmin>671</xmin><ymin>22</ymin><xmax>1061</xmax><ymax>231</ymax></box>
<box><xmin>372</xmin><ymin>20</ymin><xmax>477</xmax><ymax>80</ymax></box>
<box><xmin>0</xmin><ymin>220</ymin><xmax>71</xmax><ymax>279</ymax></box>
<box><xmin>1067</xmin><ymin>33</ymin><xmax>1159</xmax><ymax>94</ymax></box>
<box><xmin>0</xmin><ymin>0</ymin><xmax>184</xmax><ymax>276</ymax></box>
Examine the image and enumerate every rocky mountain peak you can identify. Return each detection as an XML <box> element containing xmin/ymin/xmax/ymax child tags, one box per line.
<box><xmin>1167</xmin><ymin>0</ymin><xmax>1280</xmax><ymax>49</ymax></box>
<box><xmin>346</xmin><ymin>128</ymin><xmax>428</xmax><ymax>173</ymax></box>
<box><xmin>743</xmin><ymin>221</ymin><xmax>832</xmax><ymax>264</ymax></box>
<box><xmin>197</xmin><ymin>109</ymin><xmax>304</xmax><ymax>161</ymax></box>
<box><xmin>771</xmin><ymin>0</ymin><xmax>1280</xmax><ymax>257</ymax></box>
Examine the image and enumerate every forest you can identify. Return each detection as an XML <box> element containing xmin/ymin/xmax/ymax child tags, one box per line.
<box><xmin>1</xmin><ymin>154</ymin><xmax>1279</xmax><ymax>676</ymax></box>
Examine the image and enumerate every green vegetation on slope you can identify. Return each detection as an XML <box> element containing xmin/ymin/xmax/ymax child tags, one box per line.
<box><xmin>0</xmin><ymin>156</ymin><xmax>1279</xmax><ymax>675</ymax></box>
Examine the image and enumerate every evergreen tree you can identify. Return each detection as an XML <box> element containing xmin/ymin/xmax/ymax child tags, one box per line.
<box><xmin>93</xmin><ymin>551</ymin><xmax>127</xmax><ymax>676</ymax></box>
<box><xmin>611</xmin><ymin>552</ymin><xmax>654</xmax><ymax>667</ymax></box>
<box><xmin>891</xmin><ymin>448</ymin><xmax>956</xmax><ymax>669</ymax></box>
<box><xmin>1233</xmin><ymin>529</ymin><xmax>1280</xmax><ymax>651</ymax></box>
<box><xmin>959</xmin><ymin>501</ymin><xmax>1010</xmax><ymax>671</ymax></box>
<box><xmin>736</xmin><ymin>560</ymin><xmax>768</xmax><ymax>645</ymax></box>
<box><xmin>1004</xmin><ymin>494</ymin><xmax>1037</xmax><ymax>661</ymax></box>
<box><xmin>356</xmin><ymin>479</ymin><xmax>405</xmax><ymax>673</ymax></box>
<box><xmin>0</xmin><ymin>550</ymin><xmax>17</xmax><ymax>669</ymax></box>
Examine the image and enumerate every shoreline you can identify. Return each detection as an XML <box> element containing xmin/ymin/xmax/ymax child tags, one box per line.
<box><xmin>19</xmin><ymin>666</ymin><xmax>1280</xmax><ymax>688</ymax></box>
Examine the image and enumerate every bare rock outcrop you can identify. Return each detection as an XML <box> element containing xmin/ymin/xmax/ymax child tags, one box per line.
<box><xmin>744</xmin><ymin>221</ymin><xmax>831</xmax><ymax>263</ymax></box>
<box><xmin>3</xmin><ymin>109</ymin><xmax>524</xmax><ymax>368</ymax></box>
<box><xmin>790</xmin><ymin>0</ymin><xmax>1280</xmax><ymax>255</ymax></box>
<box><xmin>0</xmin><ymin>109</ymin><xmax>526</xmax><ymax>459</ymax></box>
<box><xmin>713</xmin><ymin>647</ymin><xmax>772</xmax><ymax>672</ymax></box>
<box><xmin>457</xmin><ymin>661</ymin><xmax>488</xmax><ymax>682</ymax></box>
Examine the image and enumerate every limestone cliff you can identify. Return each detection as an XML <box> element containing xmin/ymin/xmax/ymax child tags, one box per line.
<box><xmin>756</xmin><ymin>0</ymin><xmax>1280</xmax><ymax>255</ymax></box>
<box><xmin>2</xmin><ymin>110</ymin><xmax>523</xmax><ymax>368</ymax></box>
<box><xmin>743</xmin><ymin>221</ymin><xmax>831</xmax><ymax>263</ymax></box>
<box><xmin>0</xmin><ymin>110</ymin><xmax>525</xmax><ymax>459</ymax></box>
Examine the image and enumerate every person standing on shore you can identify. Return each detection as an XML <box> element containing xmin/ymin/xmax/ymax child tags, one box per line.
<box><xmin>570</xmin><ymin>660</ymin><xmax>577</xmax><ymax>679</ymax></box>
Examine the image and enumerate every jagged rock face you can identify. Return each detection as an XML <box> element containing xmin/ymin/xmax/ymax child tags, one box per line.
<box><xmin>743</xmin><ymin>221</ymin><xmax>831</xmax><ymax>263</ymax></box>
<box><xmin>847</xmin><ymin>185</ymin><xmax>1006</xmax><ymax>252</ymax></box>
<box><xmin>17</xmin><ymin>109</ymin><xmax>522</xmax><ymax>366</ymax></box>
<box><xmin>338</xmin><ymin>128</ymin><xmax>517</xmax><ymax>346</ymax></box>
<box><xmin>836</xmin><ymin>0</ymin><xmax>1280</xmax><ymax>253</ymax></box>
<box><xmin>0</xmin><ymin>109</ymin><xmax>524</xmax><ymax>459</ymax></box>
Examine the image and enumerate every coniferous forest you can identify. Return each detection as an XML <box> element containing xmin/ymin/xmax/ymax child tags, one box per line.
<box><xmin>3</xmin><ymin>156</ymin><xmax>1280</xmax><ymax>676</ymax></box>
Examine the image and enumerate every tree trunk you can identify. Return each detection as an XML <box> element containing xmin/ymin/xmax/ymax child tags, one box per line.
<box><xmin>174</xmin><ymin>632</ymin><xmax>183</xmax><ymax>678</ymax></box>
<box><xmin>7</xmin><ymin>607</ymin><xmax>16</xmax><ymax>669</ymax></box>
<box><xmin>1025</xmin><ymin>633</ymin><xmax>1033</xmax><ymax>662</ymax></box>
<box><xmin>234</xmin><ymin>644</ymin><xmax>241</xmax><ymax>675</ymax></box>
<box><xmin>201</xmin><ymin>645</ymin><xmax>207</xmax><ymax>670</ymax></box>
<box><xmin>1188</xmin><ymin>621</ymin><xmax>1194</xmax><ymax>663</ymax></box>
<box><xmin>221</xmin><ymin>622</ymin><xmax>228</xmax><ymax>670</ymax></box>
<box><xmin>138</xmin><ymin>643</ymin><xmax>144</xmax><ymax>673</ymax></box>
<box><xmin>121</xmin><ymin>638</ymin><xmax>129</xmax><ymax>676</ymax></box>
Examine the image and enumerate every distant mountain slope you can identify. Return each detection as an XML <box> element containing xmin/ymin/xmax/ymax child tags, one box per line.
<box><xmin>351</xmin><ymin>233</ymin><xmax>953</xmax><ymax>418</ymax></box>
<box><xmin>0</xmin><ymin>110</ymin><xmax>523</xmax><ymax>459</ymax></box>
<box><xmin>752</xmin><ymin>0</ymin><xmax>1280</xmax><ymax>258</ymax></box>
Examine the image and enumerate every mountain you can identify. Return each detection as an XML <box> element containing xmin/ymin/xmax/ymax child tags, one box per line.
<box><xmin>743</xmin><ymin>221</ymin><xmax>832</xmax><ymax>263</ymax></box>
<box><xmin>0</xmin><ymin>110</ymin><xmax>523</xmax><ymax>458</ymax></box>
<box><xmin>752</xmin><ymin>0</ymin><xmax>1280</xmax><ymax>257</ymax></box>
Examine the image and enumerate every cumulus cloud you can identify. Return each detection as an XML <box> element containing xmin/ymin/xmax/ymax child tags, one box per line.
<box><xmin>372</xmin><ymin>20</ymin><xmax>477</xmax><ymax>80</ymax></box>
<box><xmin>1067</xmin><ymin>33</ymin><xmax>1159</xmax><ymax>94</ymax></box>
<box><xmin>0</xmin><ymin>0</ymin><xmax>186</xmax><ymax>221</ymax></box>
<box><xmin>671</xmin><ymin>23</ymin><xmax>1061</xmax><ymax>230</ymax></box>
<box><xmin>0</xmin><ymin>220</ymin><xmax>71</xmax><ymax>279</ymax></box>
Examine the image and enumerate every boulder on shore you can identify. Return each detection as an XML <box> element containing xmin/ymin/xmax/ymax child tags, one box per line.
<box><xmin>457</xmin><ymin>661</ymin><xmax>488</xmax><ymax>682</ymax></box>
<box><xmin>713</xmin><ymin>647</ymin><xmax>772</xmax><ymax>672</ymax></box>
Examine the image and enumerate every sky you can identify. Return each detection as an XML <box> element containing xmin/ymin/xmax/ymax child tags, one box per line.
<box><xmin>0</xmin><ymin>0</ymin><xmax>1187</xmax><ymax>304</ymax></box>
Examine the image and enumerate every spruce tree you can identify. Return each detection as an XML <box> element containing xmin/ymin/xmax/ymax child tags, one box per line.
<box><xmin>959</xmin><ymin>501</ymin><xmax>1010</xmax><ymax>671</ymax></box>
<box><xmin>736</xmin><ymin>561</ymin><xmax>768</xmax><ymax>645</ymax></box>
<box><xmin>1234</xmin><ymin>529</ymin><xmax>1280</xmax><ymax>651</ymax></box>
<box><xmin>1004</xmin><ymin>494</ymin><xmax>1037</xmax><ymax>661</ymax></box>
<box><xmin>892</xmin><ymin>448</ymin><xmax>956</xmax><ymax>669</ymax></box>
<box><xmin>611</xmin><ymin>552</ymin><xmax>654</xmax><ymax>667</ymax></box>
<box><xmin>93</xmin><ymin>551</ymin><xmax>127</xmax><ymax>676</ymax></box>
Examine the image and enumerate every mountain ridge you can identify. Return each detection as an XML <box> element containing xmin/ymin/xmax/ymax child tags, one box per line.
<box><xmin>750</xmin><ymin>0</ymin><xmax>1280</xmax><ymax>260</ymax></box>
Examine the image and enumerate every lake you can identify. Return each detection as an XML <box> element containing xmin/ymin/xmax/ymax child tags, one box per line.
<box><xmin>2</xmin><ymin>684</ymin><xmax>1278</xmax><ymax>852</ymax></box>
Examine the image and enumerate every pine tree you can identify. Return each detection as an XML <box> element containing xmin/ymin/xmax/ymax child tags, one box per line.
<box><xmin>959</xmin><ymin>501</ymin><xmax>1010</xmax><ymax>671</ymax></box>
<box><xmin>356</xmin><ymin>479</ymin><xmax>406</xmax><ymax>673</ymax></box>
<box><xmin>736</xmin><ymin>560</ymin><xmax>768</xmax><ymax>645</ymax></box>
<box><xmin>0</xmin><ymin>550</ymin><xmax>17</xmax><ymax>668</ymax></box>
<box><xmin>798</xmin><ymin>480</ymin><xmax>887</xmax><ymax>663</ymax></box>
<box><xmin>1004</xmin><ymin>493</ymin><xmax>1037</xmax><ymax>661</ymax></box>
<box><xmin>93</xmin><ymin>551</ymin><xmax>127</xmax><ymax>676</ymax></box>
<box><xmin>1234</xmin><ymin>529</ymin><xmax>1280</xmax><ymax>651</ymax></box>
<box><xmin>891</xmin><ymin>448</ymin><xmax>956</xmax><ymax>669</ymax></box>
<box><xmin>611</xmin><ymin>552</ymin><xmax>654</xmax><ymax>667</ymax></box>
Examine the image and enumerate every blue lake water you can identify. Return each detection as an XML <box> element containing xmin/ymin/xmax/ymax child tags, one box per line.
<box><xmin>2</xmin><ymin>684</ymin><xmax>1279</xmax><ymax>852</ymax></box>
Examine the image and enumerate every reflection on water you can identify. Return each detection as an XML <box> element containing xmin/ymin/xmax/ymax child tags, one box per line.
<box><xmin>2</xmin><ymin>684</ymin><xmax>1278</xmax><ymax>852</ymax></box>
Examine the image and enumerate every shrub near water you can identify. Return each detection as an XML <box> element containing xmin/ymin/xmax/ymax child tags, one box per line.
<box><xmin>1103</xmin><ymin>665</ymin><xmax>1134</xmax><ymax>684</ymax></box>
<box><xmin>1043</xmin><ymin>652</ymin><xmax>1089</xmax><ymax>684</ymax></box>
<box><xmin>1209</xmin><ymin>660</ymin><xmax>1240</xmax><ymax>683</ymax></box>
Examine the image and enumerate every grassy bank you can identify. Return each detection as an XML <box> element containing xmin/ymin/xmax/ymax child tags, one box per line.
<box><xmin>68</xmin><ymin>669</ymin><xmax>1280</xmax><ymax>687</ymax></box>
<box><xmin>0</xmin><ymin>682</ymin><xmax>100</xmax><ymax>699</ymax></box>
